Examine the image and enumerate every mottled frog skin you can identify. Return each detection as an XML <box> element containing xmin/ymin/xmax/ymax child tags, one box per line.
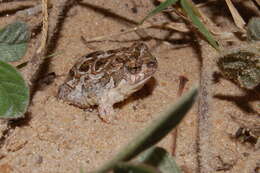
<box><xmin>58</xmin><ymin>43</ymin><xmax>157</xmax><ymax>121</ymax></box>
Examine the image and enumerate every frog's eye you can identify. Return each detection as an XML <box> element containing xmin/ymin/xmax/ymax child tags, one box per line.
<box><xmin>127</xmin><ymin>66</ymin><xmax>141</xmax><ymax>74</ymax></box>
<box><xmin>147</xmin><ymin>61</ymin><xmax>157</xmax><ymax>68</ymax></box>
<box><xmin>79</xmin><ymin>61</ymin><xmax>90</xmax><ymax>72</ymax></box>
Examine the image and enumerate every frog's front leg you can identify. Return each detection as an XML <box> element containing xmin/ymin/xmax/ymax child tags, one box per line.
<box><xmin>98</xmin><ymin>103</ymin><xmax>116</xmax><ymax>123</ymax></box>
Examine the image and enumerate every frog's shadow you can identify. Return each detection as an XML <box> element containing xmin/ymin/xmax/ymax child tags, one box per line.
<box><xmin>115</xmin><ymin>77</ymin><xmax>157</xmax><ymax>110</ymax></box>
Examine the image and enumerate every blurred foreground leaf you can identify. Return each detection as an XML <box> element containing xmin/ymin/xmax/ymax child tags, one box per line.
<box><xmin>137</xmin><ymin>147</ymin><xmax>181</xmax><ymax>173</ymax></box>
<box><xmin>114</xmin><ymin>162</ymin><xmax>160</xmax><ymax>173</ymax></box>
<box><xmin>247</xmin><ymin>17</ymin><xmax>260</xmax><ymax>41</ymax></box>
<box><xmin>92</xmin><ymin>86</ymin><xmax>198</xmax><ymax>173</ymax></box>
<box><xmin>0</xmin><ymin>21</ymin><xmax>30</xmax><ymax>62</ymax></box>
<box><xmin>0</xmin><ymin>60</ymin><xmax>29</xmax><ymax>118</ymax></box>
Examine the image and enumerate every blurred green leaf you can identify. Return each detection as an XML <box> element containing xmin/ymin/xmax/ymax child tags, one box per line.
<box><xmin>0</xmin><ymin>21</ymin><xmax>30</xmax><ymax>62</ymax></box>
<box><xmin>137</xmin><ymin>147</ymin><xmax>181</xmax><ymax>173</ymax></box>
<box><xmin>140</xmin><ymin>0</ymin><xmax>179</xmax><ymax>24</ymax></box>
<box><xmin>114</xmin><ymin>162</ymin><xmax>160</xmax><ymax>173</ymax></box>
<box><xmin>92</xmin><ymin>86</ymin><xmax>198</xmax><ymax>173</ymax></box>
<box><xmin>217</xmin><ymin>48</ymin><xmax>260</xmax><ymax>89</ymax></box>
<box><xmin>0</xmin><ymin>60</ymin><xmax>29</xmax><ymax>118</ymax></box>
<box><xmin>247</xmin><ymin>17</ymin><xmax>260</xmax><ymax>41</ymax></box>
<box><xmin>180</xmin><ymin>0</ymin><xmax>219</xmax><ymax>49</ymax></box>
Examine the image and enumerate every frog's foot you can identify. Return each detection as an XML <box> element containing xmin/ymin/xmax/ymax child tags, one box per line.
<box><xmin>98</xmin><ymin>104</ymin><xmax>117</xmax><ymax>124</ymax></box>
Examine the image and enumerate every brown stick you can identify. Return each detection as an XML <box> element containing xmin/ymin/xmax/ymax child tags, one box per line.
<box><xmin>172</xmin><ymin>76</ymin><xmax>189</xmax><ymax>156</ymax></box>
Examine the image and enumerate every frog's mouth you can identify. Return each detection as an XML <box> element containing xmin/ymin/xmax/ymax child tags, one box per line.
<box><xmin>125</xmin><ymin>62</ymin><xmax>157</xmax><ymax>85</ymax></box>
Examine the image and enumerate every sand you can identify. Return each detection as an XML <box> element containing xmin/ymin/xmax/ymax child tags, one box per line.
<box><xmin>0</xmin><ymin>0</ymin><xmax>259</xmax><ymax>173</ymax></box>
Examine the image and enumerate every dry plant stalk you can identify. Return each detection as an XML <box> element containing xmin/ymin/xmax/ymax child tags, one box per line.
<box><xmin>16</xmin><ymin>5</ymin><xmax>42</xmax><ymax>17</ymax></box>
<box><xmin>256</xmin><ymin>0</ymin><xmax>260</xmax><ymax>7</ymax></box>
<box><xmin>197</xmin><ymin>40</ymin><xmax>219</xmax><ymax>173</ymax></box>
<box><xmin>37</xmin><ymin>0</ymin><xmax>48</xmax><ymax>54</ymax></box>
<box><xmin>225</xmin><ymin>0</ymin><xmax>246</xmax><ymax>31</ymax></box>
<box><xmin>21</xmin><ymin>0</ymin><xmax>73</xmax><ymax>86</ymax></box>
<box><xmin>84</xmin><ymin>23</ymin><xmax>152</xmax><ymax>42</ymax></box>
<box><xmin>84</xmin><ymin>22</ymin><xmax>190</xmax><ymax>43</ymax></box>
<box><xmin>20</xmin><ymin>0</ymin><xmax>49</xmax><ymax>85</ymax></box>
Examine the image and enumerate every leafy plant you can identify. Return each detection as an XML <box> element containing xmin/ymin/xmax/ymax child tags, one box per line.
<box><xmin>0</xmin><ymin>21</ymin><xmax>30</xmax><ymax>119</ymax></box>
<box><xmin>114</xmin><ymin>162</ymin><xmax>160</xmax><ymax>173</ymax></box>
<box><xmin>0</xmin><ymin>21</ymin><xmax>30</xmax><ymax>62</ymax></box>
<box><xmin>247</xmin><ymin>17</ymin><xmax>260</xmax><ymax>41</ymax></box>
<box><xmin>0</xmin><ymin>60</ymin><xmax>29</xmax><ymax>118</ymax></box>
<box><xmin>90</xmin><ymin>86</ymin><xmax>198</xmax><ymax>173</ymax></box>
<box><xmin>217</xmin><ymin>17</ymin><xmax>260</xmax><ymax>90</ymax></box>
<box><xmin>141</xmin><ymin>0</ymin><xmax>219</xmax><ymax>50</ymax></box>
<box><xmin>135</xmin><ymin>147</ymin><xmax>181</xmax><ymax>173</ymax></box>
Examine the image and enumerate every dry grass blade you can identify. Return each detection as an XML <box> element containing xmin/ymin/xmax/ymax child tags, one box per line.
<box><xmin>195</xmin><ymin>0</ymin><xmax>217</xmax><ymax>8</ymax></box>
<box><xmin>160</xmin><ymin>22</ymin><xmax>190</xmax><ymax>32</ymax></box>
<box><xmin>193</xmin><ymin>3</ymin><xmax>234</xmax><ymax>40</ymax></box>
<box><xmin>21</xmin><ymin>0</ymin><xmax>49</xmax><ymax>85</ymax></box>
<box><xmin>254</xmin><ymin>0</ymin><xmax>260</xmax><ymax>7</ymax></box>
<box><xmin>84</xmin><ymin>23</ymin><xmax>152</xmax><ymax>42</ymax></box>
<box><xmin>225</xmin><ymin>0</ymin><xmax>246</xmax><ymax>31</ymax></box>
<box><xmin>37</xmin><ymin>0</ymin><xmax>48</xmax><ymax>53</ymax></box>
<box><xmin>16</xmin><ymin>5</ymin><xmax>42</xmax><ymax>17</ymax></box>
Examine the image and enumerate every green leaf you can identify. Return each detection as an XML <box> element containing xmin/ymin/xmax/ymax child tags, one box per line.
<box><xmin>217</xmin><ymin>49</ymin><xmax>260</xmax><ymax>89</ymax></box>
<box><xmin>247</xmin><ymin>17</ymin><xmax>260</xmax><ymax>41</ymax></box>
<box><xmin>0</xmin><ymin>21</ymin><xmax>30</xmax><ymax>62</ymax></box>
<box><xmin>92</xmin><ymin>86</ymin><xmax>198</xmax><ymax>173</ymax></box>
<box><xmin>0</xmin><ymin>43</ymin><xmax>27</xmax><ymax>62</ymax></box>
<box><xmin>114</xmin><ymin>162</ymin><xmax>160</xmax><ymax>173</ymax></box>
<box><xmin>140</xmin><ymin>0</ymin><xmax>179</xmax><ymax>24</ymax></box>
<box><xmin>0</xmin><ymin>60</ymin><xmax>29</xmax><ymax>118</ymax></box>
<box><xmin>137</xmin><ymin>147</ymin><xmax>181</xmax><ymax>173</ymax></box>
<box><xmin>180</xmin><ymin>0</ymin><xmax>219</xmax><ymax>50</ymax></box>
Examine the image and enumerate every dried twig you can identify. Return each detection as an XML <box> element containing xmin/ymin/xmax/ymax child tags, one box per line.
<box><xmin>172</xmin><ymin>76</ymin><xmax>189</xmax><ymax>156</ymax></box>
<box><xmin>84</xmin><ymin>23</ymin><xmax>152</xmax><ymax>43</ymax></box>
<box><xmin>37</xmin><ymin>0</ymin><xmax>48</xmax><ymax>54</ymax></box>
<box><xmin>225</xmin><ymin>0</ymin><xmax>246</xmax><ymax>32</ymax></box>
<box><xmin>254</xmin><ymin>0</ymin><xmax>260</xmax><ymax>7</ymax></box>
<box><xmin>197</xmin><ymin>40</ymin><xmax>218</xmax><ymax>173</ymax></box>
<box><xmin>84</xmin><ymin>21</ymin><xmax>190</xmax><ymax>43</ymax></box>
<box><xmin>16</xmin><ymin>4</ymin><xmax>42</xmax><ymax>17</ymax></box>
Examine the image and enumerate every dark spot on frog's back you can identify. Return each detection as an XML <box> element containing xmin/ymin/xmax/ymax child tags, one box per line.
<box><xmin>95</xmin><ymin>58</ymin><xmax>109</xmax><ymax>71</ymax></box>
<box><xmin>115</xmin><ymin>56</ymin><xmax>126</xmax><ymax>63</ymax></box>
<box><xmin>79</xmin><ymin>61</ymin><xmax>90</xmax><ymax>72</ymax></box>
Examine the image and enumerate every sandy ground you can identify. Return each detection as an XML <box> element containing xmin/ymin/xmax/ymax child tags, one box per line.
<box><xmin>0</xmin><ymin>0</ymin><xmax>259</xmax><ymax>173</ymax></box>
